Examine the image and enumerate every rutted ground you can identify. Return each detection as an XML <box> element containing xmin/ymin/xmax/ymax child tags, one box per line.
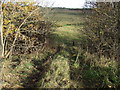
<box><xmin>1</xmin><ymin>8</ymin><xmax>119</xmax><ymax>88</ymax></box>
<box><xmin>35</xmin><ymin>8</ymin><xmax>85</xmax><ymax>88</ymax></box>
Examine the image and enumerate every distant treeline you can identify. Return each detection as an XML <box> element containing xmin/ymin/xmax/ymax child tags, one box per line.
<box><xmin>51</xmin><ymin>7</ymin><xmax>92</xmax><ymax>11</ymax></box>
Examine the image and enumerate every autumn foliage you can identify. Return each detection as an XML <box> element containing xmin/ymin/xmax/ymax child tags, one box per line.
<box><xmin>3</xmin><ymin>2</ymin><xmax>53</xmax><ymax>56</ymax></box>
<box><xmin>83</xmin><ymin>2</ymin><xmax>120</xmax><ymax>60</ymax></box>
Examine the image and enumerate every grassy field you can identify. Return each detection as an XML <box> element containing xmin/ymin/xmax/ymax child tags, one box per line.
<box><xmin>35</xmin><ymin>8</ymin><xmax>87</xmax><ymax>88</ymax></box>
<box><xmin>39</xmin><ymin>8</ymin><xmax>119</xmax><ymax>88</ymax></box>
<box><xmin>49</xmin><ymin>8</ymin><xmax>85</xmax><ymax>46</ymax></box>
<box><xmin>2</xmin><ymin>8</ymin><xmax>119</xmax><ymax>88</ymax></box>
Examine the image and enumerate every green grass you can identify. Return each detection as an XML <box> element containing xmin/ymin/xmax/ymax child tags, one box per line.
<box><xmin>52</xmin><ymin>26</ymin><xmax>80</xmax><ymax>44</ymax></box>
<box><xmin>48</xmin><ymin>8</ymin><xmax>85</xmax><ymax>26</ymax></box>
<box><xmin>49</xmin><ymin>8</ymin><xmax>84</xmax><ymax>47</ymax></box>
<box><xmin>2</xmin><ymin>8</ymin><xmax>119</xmax><ymax>88</ymax></box>
<box><xmin>46</xmin><ymin>8</ymin><xmax>119</xmax><ymax>88</ymax></box>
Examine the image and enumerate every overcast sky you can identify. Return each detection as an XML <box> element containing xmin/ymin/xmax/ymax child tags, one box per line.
<box><xmin>4</xmin><ymin>0</ymin><xmax>90</xmax><ymax>8</ymax></box>
<box><xmin>36</xmin><ymin>0</ymin><xmax>86</xmax><ymax>8</ymax></box>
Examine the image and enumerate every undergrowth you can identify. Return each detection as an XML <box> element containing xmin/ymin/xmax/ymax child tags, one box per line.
<box><xmin>1</xmin><ymin>8</ymin><xmax>120</xmax><ymax>88</ymax></box>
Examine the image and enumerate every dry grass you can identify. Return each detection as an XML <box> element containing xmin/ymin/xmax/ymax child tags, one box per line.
<box><xmin>37</xmin><ymin>55</ymin><xmax>71</xmax><ymax>88</ymax></box>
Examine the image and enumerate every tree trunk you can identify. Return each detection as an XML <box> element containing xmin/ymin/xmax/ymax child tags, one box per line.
<box><xmin>0</xmin><ymin>1</ymin><xmax>4</xmax><ymax>57</ymax></box>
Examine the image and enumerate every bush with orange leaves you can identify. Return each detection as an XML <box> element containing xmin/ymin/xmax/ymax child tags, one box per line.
<box><xmin>3</xmin><ymin>2</ymin><xmax>53</xmax><ymax>56</ymax></box>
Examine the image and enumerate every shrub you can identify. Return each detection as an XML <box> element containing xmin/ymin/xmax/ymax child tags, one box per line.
<box><xmin>83</xmin><ymin>2</ymin><xmax>120</xmax><ymax>60</ymax></box>
<box><xmin>3</xmin><ymin>2</ymin><xmax>53</xmax><ymax>56</ymax></box>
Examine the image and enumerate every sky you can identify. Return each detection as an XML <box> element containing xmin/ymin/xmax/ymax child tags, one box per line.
<box><xmin>36</xmin><ymin>0</ymin><xmax>86</xmax><ymax>8</ymax></box>
<box><xmin>4</xmin><ymin>0</ymin><xmax>94</xmax><ymax>8</ymax></box>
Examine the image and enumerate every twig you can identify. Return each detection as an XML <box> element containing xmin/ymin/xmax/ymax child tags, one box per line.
<box><xmin>6</xmin><ymin>7</ymin><xmax>40</xmax><ymax>58</ymax></box>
